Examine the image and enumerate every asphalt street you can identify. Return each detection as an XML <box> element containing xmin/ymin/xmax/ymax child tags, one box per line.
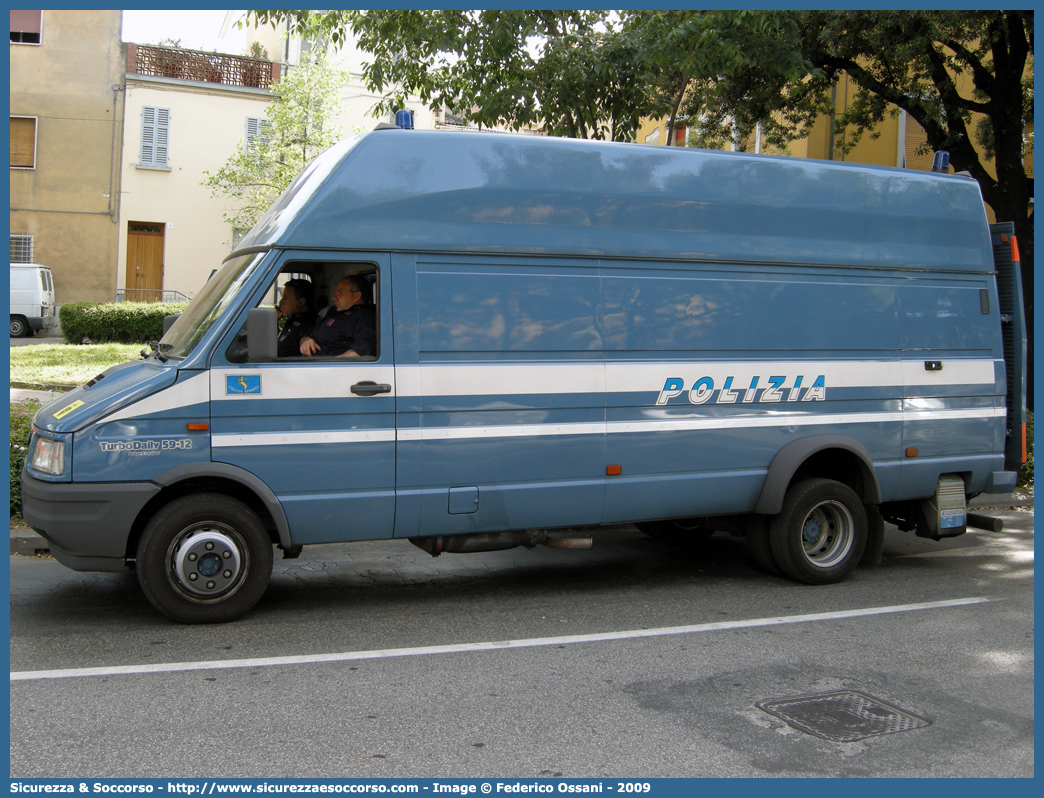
<box><xmin>9</xmin><ymin>505</ymin><xmax>1034</xmax><ymax>779</ymax></box>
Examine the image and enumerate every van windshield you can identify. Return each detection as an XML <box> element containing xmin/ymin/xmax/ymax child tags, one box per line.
<box><xmin>158</xmin><ymin>253</ymin><xmax>265</xmax><ymax>359</ymax></box>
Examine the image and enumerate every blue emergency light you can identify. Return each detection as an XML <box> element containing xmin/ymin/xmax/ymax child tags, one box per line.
<box><xmin>395</xmin><ymin>109</ymin><xmax>414</xmax><ymax>129</ymax></box>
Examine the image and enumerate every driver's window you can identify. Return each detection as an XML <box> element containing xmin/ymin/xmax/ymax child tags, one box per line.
<box><xmin>227</xmin><ymin>262</ymin><xmax>379</xmax><ymax>362</ymax></box>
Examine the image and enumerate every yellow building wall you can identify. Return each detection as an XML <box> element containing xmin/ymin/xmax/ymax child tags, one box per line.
<box><xmin>9</xmin><ymin>10</ymin><xmax>126</xmax><ymax>304</ymax></box>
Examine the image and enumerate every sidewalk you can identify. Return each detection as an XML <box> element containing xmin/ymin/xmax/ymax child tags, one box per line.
<box><xmin>11</xmin><ymin>491</ymin><xmax>1033</xmax><ymax>556</ymax></box>
<box><xmin>11</xmin><ymin>387</ymin><xmax>66</xmax><ymax>403</ymax></box>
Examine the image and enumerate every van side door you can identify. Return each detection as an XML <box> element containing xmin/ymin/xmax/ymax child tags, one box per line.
<box><xmin>391</xmin><ymin>253</ymin><xmax>606</xmax><ymax>538</ymax></box>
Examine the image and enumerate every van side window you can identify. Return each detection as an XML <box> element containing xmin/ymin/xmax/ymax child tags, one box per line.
<box><xmin>228</xmin><ymin>263</ymin><xmax>379</xmax><ymax>362</ymax></box>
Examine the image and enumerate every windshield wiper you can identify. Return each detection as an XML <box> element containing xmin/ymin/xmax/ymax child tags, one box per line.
<box><xmin>141</xmin><ymin>342</ymin><xmax>168</xmax><ymax>363</ymax></box>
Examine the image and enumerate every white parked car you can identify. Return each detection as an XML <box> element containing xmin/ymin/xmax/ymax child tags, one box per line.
<box><xmin>10</xmin><ymin>262</ymin><xmax>58</xmax><ymax>337</ymax></box>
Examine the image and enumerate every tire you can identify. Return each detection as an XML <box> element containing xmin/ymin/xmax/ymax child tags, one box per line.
<box><xmin>637</xmin><ymin>518</ymin><xmax>715</xmax><ymax>544</ymax></box>
<box><xmin>745</xmin><ymin>515</ymin><xmax>781</xmax><ymax>575</ymax></box>
<box><xmin>10</xmin><ymin>316</ymin><xmax>29</xmax><ymax>338</ymax></box>
<box><xmin>769</xmin><ymin>478</ymin><xmax>867</xmax><ymax>585</ymax></box>
<box><xmin>136</xmin><ymin>493</ymin><xmax>274</xmax><ymax>623</ymax></box>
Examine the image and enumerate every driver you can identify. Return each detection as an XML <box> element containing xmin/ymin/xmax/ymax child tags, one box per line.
<box><xmin>299</xmin><ymin>275</ymin><xmax>376</xmax><ymax>357</ymax></box>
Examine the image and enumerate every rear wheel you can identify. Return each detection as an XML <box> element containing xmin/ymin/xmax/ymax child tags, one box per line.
<box><xmin>769</xmin><ymin>479</ymin><xmax>866</xmax><ymax>585</ymax></box>
<box><xmin>637</xmin><ymin>518</ymin><xmax>715</xmax><ymax>544</ymax></box>
<box><xmin>136</xmin><ymin>493</ymin><xmax>274</xmax><ymax>623</ymax></box>
<box><xmin>10</xmin><ymin>316</ymin><xmax>29</xmax><ymax>338</ymax></box>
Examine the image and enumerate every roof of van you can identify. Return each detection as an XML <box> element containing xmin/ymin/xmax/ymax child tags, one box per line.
<box><xmin>238</xmin><ymin>129</ymin><xmax>994</xmax><ymax>273</ymax></box>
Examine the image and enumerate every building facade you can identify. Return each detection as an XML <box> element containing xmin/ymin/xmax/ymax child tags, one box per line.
<box><xmin>118</xmin><ymin>44</ymin><xmax>279</xmax><ymax>300</ymax></box>
<box><xmin>9</xmin><ymin>9</ymin><xmax>125</xmax><ymax>304</ymax></box>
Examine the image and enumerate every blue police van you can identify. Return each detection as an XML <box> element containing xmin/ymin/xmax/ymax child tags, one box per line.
<box><xmin>22</xmin><ymin>128</ymin><xmax>1028</xmax><ymax>622</ymax></box>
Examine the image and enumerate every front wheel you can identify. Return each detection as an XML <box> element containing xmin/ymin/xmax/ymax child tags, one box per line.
<box><xmin>136</xmin><ymin>493</ymin><xmax>274</xmax><ymax>623</ymax></box>
<box><xmin>769</xmin><ymin>479</ymin><xmax>866</xmax><ymax>585</ymax></box>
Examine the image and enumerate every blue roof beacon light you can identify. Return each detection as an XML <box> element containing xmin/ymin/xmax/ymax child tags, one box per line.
<box><xmin>931</xmin><ymin>151</ymin><xmax>950</xmax><ymax>173</ymax></box>
<box><xmin>395</xmin><ymin>109</ymin><xmax>415</xmax><ymax>129</ymax></box>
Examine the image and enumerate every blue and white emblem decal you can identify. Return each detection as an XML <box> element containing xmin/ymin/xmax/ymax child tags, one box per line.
<box><xmin>226</xmin><ymin>375</ymin><xmax>262</xmax><ymax>395</ymax></box>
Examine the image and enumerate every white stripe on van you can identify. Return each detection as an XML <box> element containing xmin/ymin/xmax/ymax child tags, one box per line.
<box><xmin>605</xmin><ymin>406</ymin><xmax>1003</xmax><ymax>435</ymax></box>
<box><xmin>101</xmin><ymin>373</ymin><xmax>210</xmax><ymax>423</ymax></box>
<box><xmin>211</xmin><ymin>359</ymin><xmax>997</xmax><ymax>404</ymax></box>
<box><xmin>212</xmin><ymin>429</ymin><xmax>396</xmax><ymax>448</ymax></box>
<box><xmin>112</xmin><ymin>360</ymin><xmax>998</xmax><ymax>420</ymax></box>
<box><xmin>212</xmin><ymin>367</ymin><xmax>397</xmax><ymax>401</ymax></box>
<box><xmin>214</xmin><ymin>406</ymin><xmax>1003</xmax><ymax>448</ymax></box>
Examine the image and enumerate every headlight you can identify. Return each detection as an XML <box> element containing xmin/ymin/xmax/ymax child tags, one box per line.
<box><xmin>30</xmin><ymin>436</ymin><xmax>65</xmax><ymax>476</ymax></box>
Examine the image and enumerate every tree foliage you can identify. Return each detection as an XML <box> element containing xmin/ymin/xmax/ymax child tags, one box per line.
<box><xmin>702</xmin><ymin>10</ymin><xmax>1033</xmax><ymax>397</ymax></box>
<box><xmin>246</xmin><ymin>9</ymin><xmax>1033</xmax><ymax>393</ymax></box>
<box><xmin>245</xmin><ymin>10</ymin><xmax>809</xmax><ymax>142</ymax></box>
<box><xmin>203</xmin><ymin>51</ymin><xmax>346</xmax><ymax>231</ymax></box>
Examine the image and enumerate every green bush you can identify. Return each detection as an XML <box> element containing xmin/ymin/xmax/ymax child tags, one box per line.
<box><xmin>60</xmin><ymin>301</ymin><xmax>189</xmax><ymax>344</ymax></box>
<box><xmin>10</xmin><ymin>400</ymin><xmax>42</xmax><ymax>517</ymax></box>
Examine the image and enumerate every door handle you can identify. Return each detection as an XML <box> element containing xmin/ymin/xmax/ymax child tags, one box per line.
<box><xmin>351</xmin><ymin>381</ymin><xmax>392</xmax><ymax>396</ymax></box>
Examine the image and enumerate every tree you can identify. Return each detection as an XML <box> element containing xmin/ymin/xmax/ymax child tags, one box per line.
<box><xmin>203</xmin><ymin>51</ymin><xmax>346</xmax><ymax>231</ymax></box>
<box><xmin>247</xmin><ymin>10</ymin><xmax>651</xmax><ymax>140</ymax></box>
<box><xmin>695</xmin><ymin>11</ymin><xmax>1033</xmax><ymax>400</ymax></box>
<box><xmin>244</xmin><ymin>10</ymin><xmax>808</xmax><ymax>143</ymax></box>
<box><xmin>246</xmin><ymin>10</ymin><xmax>1032</xmax><ymax>396</ymax></box>
<box><xmin>622</xmin><ymin>10</ymin><xmax>816</xmax><ymax>149</ymax></box>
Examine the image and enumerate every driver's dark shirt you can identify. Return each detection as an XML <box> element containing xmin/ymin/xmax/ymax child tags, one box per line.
<box><xmin>277</xmin><ymin>311</ymin><xmax>318</xmax><ymax>357</ymax></box>
<box><xmin>307</xmin><ymin>304</ymin><xmax>377</xmax><ymax>357</ymax></box>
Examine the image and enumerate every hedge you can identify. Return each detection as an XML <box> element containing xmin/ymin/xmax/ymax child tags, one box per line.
<box><xmin>59</xmin><ymin>301</ymin><xmax>189</xmax><ymax>344</ymax></box>
<box><xmin>10</xmin><ymin>400</ymin><xmax>40</xmax><ymax>517</ymax></box>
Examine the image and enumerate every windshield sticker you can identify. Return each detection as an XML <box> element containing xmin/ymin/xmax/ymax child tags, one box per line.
<box><xmin>226</xmin><ymin>375</ymin><xmax>261</xmax><ymax>395</ymax></box>
<box><xmin>53</xmin><ymin>400</ymin><xmax>84</xmax><ymax>420</ymax></box>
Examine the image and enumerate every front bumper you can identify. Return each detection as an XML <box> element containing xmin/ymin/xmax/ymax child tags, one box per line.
<box><xmin>21</xmin><ymin>470</ymin><xmax>160</xmax><ymax>572</ymax></box>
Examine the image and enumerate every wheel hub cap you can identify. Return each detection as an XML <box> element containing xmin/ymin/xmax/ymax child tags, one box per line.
<box><xmin>173</xmin><ymin>528</ymin><xmax>242</xmax><ymax>597</ymax></box>
<box><xmin>800</xmin><ymin>501</ymin><xmax>854</xmax><ymax>568</ymax></box>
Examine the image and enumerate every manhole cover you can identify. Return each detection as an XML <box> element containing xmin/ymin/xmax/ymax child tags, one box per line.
<box><xmin>756</xmin><ymin>689</ymin><xmax>931</xmax><ymax>743</ymax></box>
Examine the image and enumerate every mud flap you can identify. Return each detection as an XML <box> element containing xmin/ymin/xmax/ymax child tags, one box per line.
<box><xmin>860</xmin><ymin>505</ymin><xmax>885</xmax><ymax>566</ymax></box>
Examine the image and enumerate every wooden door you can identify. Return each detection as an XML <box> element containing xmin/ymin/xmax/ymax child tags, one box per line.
<box><xmin>126</xmin><ymin>222</ymin><xmax>164</xmax><ymax>302</ymax></box>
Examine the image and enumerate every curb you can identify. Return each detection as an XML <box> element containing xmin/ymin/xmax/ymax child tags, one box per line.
<box><xmin>11</xmin><ymin>381</ymin><xmax>75</xmax><ymax>392</ymax></box>
<box><xmin>11</xmin><ymin>493</ymin><xmax>1032</xmax><ymax>556</ymax></box>
<box><xmin>11</xmin><ymin>528</ymin><xmax>50</xmax><ymax>557</ymax></box>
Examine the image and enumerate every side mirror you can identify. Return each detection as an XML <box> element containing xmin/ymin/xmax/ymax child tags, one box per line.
<box><xmin>162</xmin><ymin>314</ymin><xmax>179</xmax><ymax>335</ymax></box>
<box><xmin>246</xmin><ymin>307</ymin><xmax>277</xmax><ymax>362</ymax></box>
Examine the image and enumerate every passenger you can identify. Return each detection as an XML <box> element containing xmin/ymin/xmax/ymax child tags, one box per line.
<box><xmin>276</xmin><ymin>279</ymin><xmax>319</xmax><ymax>358</ymax></box>
<box><xmin>299</xmin><ymin>275</ymin><xmax>377</xmax><ymax>357</ymax></box>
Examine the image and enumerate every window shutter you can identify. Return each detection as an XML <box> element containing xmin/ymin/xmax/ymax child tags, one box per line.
<box><xmin>904</xmin><ymin>119</ymin><xmax>933</xmax><ymax>172</ymax></box>
<box><xmin>10</xmin><ymin>116</ymin><xmax>35</xmax><ymax>168</ymax></box>
<box><xmin>154</xmin><ymin>108</ymin><xmax>170</xmax><ymax>165</ymax></box>
<box><xmin>140</xmin><ymin>106</ymin><xmax>170</xmax><ymax>166</ymax></box>
<box><xmin>245</xmin><ymin>116</ymin><xmax>269</xmax><ymax>152</ymax></box>
<box><xmin>10</xmin><ymin>10</ymin><xmax>41</xmax><ymax>42</ymax></box>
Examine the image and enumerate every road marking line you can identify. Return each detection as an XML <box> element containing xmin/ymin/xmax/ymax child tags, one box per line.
<box><xmin>10</xmin><ymin>597</ymin><xmax>991</xmax><ymax>682</ymax></box>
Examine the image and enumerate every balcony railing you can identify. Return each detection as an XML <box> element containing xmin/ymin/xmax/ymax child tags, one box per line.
<box><xmin>127</xmin><ymin>43</ymin><xmax>280</xmax><ymax>89</ymax></box>
<box><xmin>116</xmin><ymin>288</ymin><xmax>191</xmax><ymax>304</ymax></box>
